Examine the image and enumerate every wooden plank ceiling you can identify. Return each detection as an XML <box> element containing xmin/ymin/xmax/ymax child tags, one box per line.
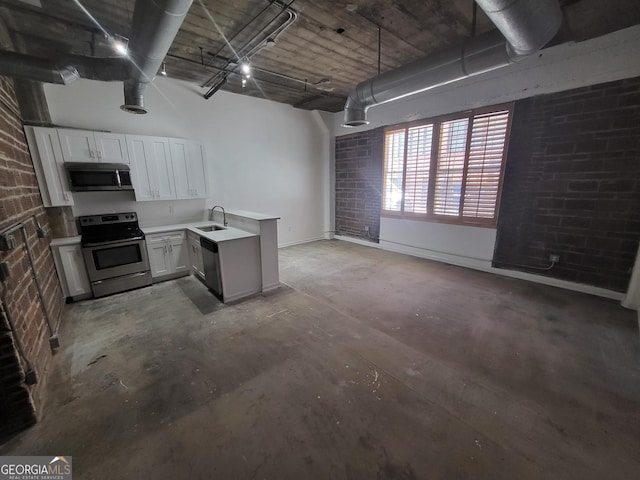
<box><xmin>0</xmin><ymin>0</ymin><xmax>638</xmax><ymax>113</ymax></box>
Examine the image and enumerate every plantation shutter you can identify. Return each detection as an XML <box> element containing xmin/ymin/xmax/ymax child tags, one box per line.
<box><xmin>462</xmin><ymin>110</ymin><xmax>509</xmax><ymax>219</ymax></box>
<box><xmin>403</xmin><ymin>125</ymin><xmax>433</xmax><ymax>214</ymax></box>
<box><xmin>433</xmin><ymin>118</ymin><xmax>469</xmax><ymax>216</ymax></box>
<box><xmin>383</xmin><ymin>129</ymin><xmax>406</xmax><ymax>212</ymax></box>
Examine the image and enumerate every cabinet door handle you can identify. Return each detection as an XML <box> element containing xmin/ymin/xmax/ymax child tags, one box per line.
<box><xmin>164</xmin><ymin>245</ymin><xmax>167</xmax><ymax>253</ymax></box>
<box><xmin>169</xmin><ymin>244</ymin><xmax>173</xmax><ymax>253</ymax></box>
<box><xmin>192</xmin><ymin>245</ymin><xmax>195</xmax><ymax>253</ymax></box>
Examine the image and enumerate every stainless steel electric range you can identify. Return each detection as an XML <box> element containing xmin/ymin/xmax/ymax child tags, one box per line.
<box><xmin>79</xmin><ymin>212</ymin><xmax>152</xmax><ymax>298</ymax></box>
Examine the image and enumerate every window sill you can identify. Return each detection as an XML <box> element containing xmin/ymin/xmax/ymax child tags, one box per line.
<box><xmin>381</xmin><ymin>212</ymin><xmax>497</xmax><ymax>229</ymax></box>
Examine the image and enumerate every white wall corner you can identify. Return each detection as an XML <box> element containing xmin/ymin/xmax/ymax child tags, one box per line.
<box><xmin>311</xmin><ymin>110</ymin><xmax>335</xmax><ymax>239</ymax></box>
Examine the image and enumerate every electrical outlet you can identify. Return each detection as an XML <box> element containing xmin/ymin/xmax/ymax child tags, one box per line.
<box><xmin>549</xmin><ymin>254</ymin><xmax>560</xmax><ymax>263</ymax></box>
<box><xmin>0</xmin><ymin>233</ymin><xmax>17</xmax><ymax>251</ymax></box>
<box><xmin>364</xmin><ymin>226</ymin><xmax>369</xmax><ymax>233</ymax></box>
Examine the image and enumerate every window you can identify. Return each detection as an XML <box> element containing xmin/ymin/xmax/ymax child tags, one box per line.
<box><xmin>382</xmin><ymin>104</ymin><xmax>512</xmax><ymax>227</ymax></box>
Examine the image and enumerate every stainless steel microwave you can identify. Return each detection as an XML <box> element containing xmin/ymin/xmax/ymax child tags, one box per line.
<box><xmin>65</xmin><ymin>162</ymin><xmax>134</xmax><ymax>192</ymax></box>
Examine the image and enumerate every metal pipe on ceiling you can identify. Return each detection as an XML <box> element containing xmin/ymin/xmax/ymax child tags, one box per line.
<box><xmin>0</xmin><ymin>50</ymin><xmax>80</xmax><ymax>85</ymax></box>
<box><xmin>0</xmin><ymin>0</ymin><xmax>193</xmax><ymax>114</ymax></box>
<box><xmin>343</xmin><ymin>0</ymin><xmax>563</xmax><ymax>127</ymax></box>
<box><xmin>121</xmin><ymin>0</ymin><xmax>193</xmax><ymax>113</ymax></box>
<box><xmin>201</xmin><ymin>1</ymin><xmax>298</xmax><ymax>98</ymax></box>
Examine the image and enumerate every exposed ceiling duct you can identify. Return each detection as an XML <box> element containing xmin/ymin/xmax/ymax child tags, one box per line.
<box><xmin>121</xmin><ymin>0</ymin><xmax>193</xmax><ymax>114</ymax></box>
<box><xmin>343</xmin><ymin>0</ymin><xmax>563</xmax><ymax>127</ymax></box>
<box><xmin>0</xmin><ymin>0</ymin><xmax>192</xmax><ymax>114</ymax></box>
<box><xmin>0</xmin><ymin>51</ymin><xmax>80</xmax><ymax>85</ymax></box>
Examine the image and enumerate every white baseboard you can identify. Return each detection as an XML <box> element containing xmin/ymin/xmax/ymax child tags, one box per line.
<box><xmin>334</xmin><ymin>235</ymin><xmax>380</xmax><ymax>248</ymax></box>
<box><xmin>279</xmin><ymin>236</ymin><xmax>328</xmax><ymax>248</ymax></box>
<box><xmin>262</xmin><ymin>283</ymin><xmax>281</xmax><ymax>293</ymax></box>
<box><xmin>336</xmin><ymin>237</ymin><xmax>625</xmax><ymax>301</ymax></box>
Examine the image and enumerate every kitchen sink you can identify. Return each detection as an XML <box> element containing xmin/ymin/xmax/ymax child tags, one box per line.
<box><xmin>196</xmin><ymin>225</ymin><xmax>226</xmax><ymax>232</ymax></box>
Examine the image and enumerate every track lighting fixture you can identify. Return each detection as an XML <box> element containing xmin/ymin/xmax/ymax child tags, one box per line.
<box><xmin>110</xmin><ymin>35</ymin><xmax>129</xmax><ymax>56</ymax></box>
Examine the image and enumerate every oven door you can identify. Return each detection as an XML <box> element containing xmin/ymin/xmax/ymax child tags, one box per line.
<box><xmin>83</xmin><ymin>238</ymin><xmax>150</xmax><ymax>282</ymax></box>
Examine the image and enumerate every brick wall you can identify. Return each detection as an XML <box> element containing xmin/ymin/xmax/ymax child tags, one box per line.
<box><xmin>494</xmin><ymin>77</ymin><xmax>640</xmax><ymax>292</ymax></box>
<box><xmin>0</xmin><ymin>76</ymin><xmax>64</xmax><ymax>442</ymax></box>
<box><xmin>335</xmin><ymin>128</ymin><xmax>383</xmax><ymax>242</ymax></box>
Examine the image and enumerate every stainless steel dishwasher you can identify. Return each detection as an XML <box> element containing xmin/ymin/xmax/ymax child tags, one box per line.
<box><xmin>200</xmin><ymin>237</ymin><xmax>222</xmax><ymax>295</ymax></box>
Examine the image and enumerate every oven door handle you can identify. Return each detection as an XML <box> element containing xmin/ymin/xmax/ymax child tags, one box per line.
<box><xmin>92</xmin><ymin>271</ymin><xmax>150</xmax><ymax>285</ymax></box>
<box><xmin>83</xmin><ymin>236</ymin><xmax>145</xmax><ymax>248</ymax></box>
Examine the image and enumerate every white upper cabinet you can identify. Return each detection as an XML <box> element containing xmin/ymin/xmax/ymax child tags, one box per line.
<box><xmin>94</xmin><ymin>132</ymin><xmax>130</xmax><ymax>164</ymax></box>
<box><xmin>170</xmin><ymin>138</ymin><xmax>208</xmax><ymax>199</ymax></box>
<box><xmin>58</xmin><ymin>129</ymin><xmax>96</xmax><ymax>162</ymax></box>
<box><xmin>127</xmin><ymin>135</ymin><xmax>175</xmax><ymax>202</ymax></box>
<box><xmin>25</xmin><ymin>126</ymin><xmax>73</xmax><ymax>207</ymax></box>
<box><xmin>29</xmin><ymin>126</ymin><xmax>203</xmax><ymax>203</ymax></box>
<box><xmin>127</xmin><ymin>136</ymin><xmax>153</xmax><ymax>201</ymax></box>
<box><xmin>150</xmin><ymin>138</ymin><xmax>175</xmax><ymax>200</ymax></box>
<box><xmin>58</xmin><ymin>128</ymin><xmax>128</xmax><ymax>163</ymax></box>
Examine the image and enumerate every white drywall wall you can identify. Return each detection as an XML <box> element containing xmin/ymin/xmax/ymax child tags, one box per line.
<box><xmin>322</xmin><ymin>25</ymin><xmax>640</xmax><ymax>298</ymax></box>
<box><xmin>379</xmin><ymin>218</ymin><xmax>497</xmax><ymax>269</ymax></box>
<box><xmin>44</xmin><ymin>77</ymin><xmax>328</xmax><ymax>245</ymax></box>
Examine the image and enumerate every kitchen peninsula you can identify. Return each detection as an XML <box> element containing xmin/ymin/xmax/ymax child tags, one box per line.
<box><xmin>142</xmin><ymin>210</ymin><xmax>280</xmax><ymax>303</ymax></box>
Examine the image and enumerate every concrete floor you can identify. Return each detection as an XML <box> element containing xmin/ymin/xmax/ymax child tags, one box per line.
<box><xmin>1</xmin><ymin>239</ymin><xmax>639</xmax><ymax>479</ymax></box>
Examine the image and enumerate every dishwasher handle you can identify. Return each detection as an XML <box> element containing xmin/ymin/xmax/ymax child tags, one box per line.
<box><xmin>200</xmin><ymin>237</ymin><xmax>219</xmax><ymax>253</ymax></box>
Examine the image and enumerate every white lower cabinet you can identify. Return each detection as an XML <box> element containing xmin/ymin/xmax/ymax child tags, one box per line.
<box><xmin>146</xmin><ymin>231</ymin><xmax>188</xmax><ymax>279</ymax></box>
<box><xmin>51</xmin><ymin>243</ymin><xmax>91</xmax><ymax>299</ymax></box>
<box><xmin>187</xmin><ymin>231</ymin><xmax>205</xmax><ymax>279</ymax></box>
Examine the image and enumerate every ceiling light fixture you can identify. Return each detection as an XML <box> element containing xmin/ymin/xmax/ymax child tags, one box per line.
<box><xmin>240</xmin><ymin>58</ymin><xmax>251</xmax><ymax>76</ymax></box>
<box><xmin>242</xmin><ymin>77</ymin><xmax>247</xmax><ymax>88</ymax></box>
<box><xmin>110</xmin><ymin>35</ymin><xmax>129</xmax><ymax>57</ymax></box>
<box><xmin>160</xmin><ymin>62</ymin><xmax>167</xmax><ymax>76</ymax></box>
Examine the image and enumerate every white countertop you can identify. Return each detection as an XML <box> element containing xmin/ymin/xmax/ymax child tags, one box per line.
<box><xmin>142</xmin><ymin>221</ymin><xmax>256</xmax><ymax>243</ymax></box>
<box><xmin>226</xmin><ymin>209</ymin><xmax>280</xmax><ymax>221</ymax></box>
<box><xmin>50</xmin><ymin>235</ymin><xmax>82</xmax><ymax>247</ymax></box>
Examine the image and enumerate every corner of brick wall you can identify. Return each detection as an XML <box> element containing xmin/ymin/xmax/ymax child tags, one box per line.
<box><xmin>0</xmin><ymin>76</ymin><xmax>64</xmax><ymax>441</ymax></box>
<box><xmin>494</xmin><ymin>76</ymin><xmax>640</xmax><ymax>292</ymax></box>
<box><xmin>335</xmin><ymin>127</ymin><xmax>384</xmax><ymax>242</ymax></box>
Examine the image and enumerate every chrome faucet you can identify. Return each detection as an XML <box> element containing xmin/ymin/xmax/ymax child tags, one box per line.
<box><xmin>209</xmin><ymin>205</ymin><xmax>228</xmax><ymax>226</ymax></box>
